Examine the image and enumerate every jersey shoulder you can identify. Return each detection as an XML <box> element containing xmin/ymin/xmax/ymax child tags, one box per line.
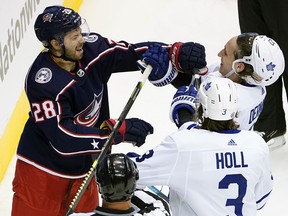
<box><xmin>26</xmin><ymin>51</ymin><xmax>77</xmax><ymax>98</ymax></box>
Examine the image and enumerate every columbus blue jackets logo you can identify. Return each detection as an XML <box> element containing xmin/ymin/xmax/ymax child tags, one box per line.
<box><xmin>35</xmin><ymin>68</ymin><xmax>52</xmax><ymax>84</ymax></box>
<box><xmin>74</xmin><ymin>93</ymin><xmax>103</xmax><ymax>127</ymax></box>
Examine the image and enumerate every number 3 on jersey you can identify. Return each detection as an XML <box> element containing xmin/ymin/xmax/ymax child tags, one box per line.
<box><xmin>127</xmin><ymin>150</ymin><xmax>154</xmax><ymax>162</ymax></box>
<box><xmin>219</xmin><ymin>174</ymin><xmax>247</xmax><ymax>216</ymax></box>
<box><xmin>32</xmin><ymin>101</ymin><xmax>57</xmax><ymax>122</ymax></box>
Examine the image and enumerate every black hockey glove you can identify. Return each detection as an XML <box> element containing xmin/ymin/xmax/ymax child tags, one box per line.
<box><xmin>101</xmin><ymin>118</ymin><xmax>154</xmax><ymax>147</ymax></box>
<box><xmin>170</xmin><ymin>42</ymin><xmax>207</xmax><ymax>74</ymax></box>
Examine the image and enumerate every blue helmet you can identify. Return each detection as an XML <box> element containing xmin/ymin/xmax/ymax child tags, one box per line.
<box><xmin>96</xmin><ymin>153</ymin><xmax>139</xmax><ymax>202</ymax></box>
<box><xmin>34</xmin><ymin>5</ymin><xmax>81</xmax><ymax>47</ymax></box>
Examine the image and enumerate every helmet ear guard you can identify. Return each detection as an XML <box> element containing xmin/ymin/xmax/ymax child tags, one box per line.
<box><xmin>198</xmin><ymin>77</ymin><xmax>238</xmax><ymax>121</ymax></box>
<box><xmin>239</xmin><ymin>35</ymin><xmax>285</xmax><ymax>86</ymax></box>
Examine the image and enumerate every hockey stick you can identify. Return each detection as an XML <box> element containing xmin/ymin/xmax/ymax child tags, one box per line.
<box><xmin>149</xmin><ymin>67</ymin><xmax>207</xmax><ymax>202</ymax></box>
<box><xmin>65</xmin><ymin>61</ymin><xmax>152</xmax><ymax>216</ymax></box>
<box><xmin>148</xmin><ymin>186</ymin><xmax>169</xmax><ymax>202</ymax></box>
<box><xmin>191</xmin><ymin>67</ymin><xmax>208</xmax><ymax>90</ymax></box>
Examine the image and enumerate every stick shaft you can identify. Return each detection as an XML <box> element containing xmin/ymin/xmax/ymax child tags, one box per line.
<box><xmin>148</xmin><ymin>186</ymin><xmax>169</xmax><ymax>202</ymax></box>
<box><xmin>65</xmin><ymin>63</ymin><xmax>152</xmax><ymax>215</ymax></box>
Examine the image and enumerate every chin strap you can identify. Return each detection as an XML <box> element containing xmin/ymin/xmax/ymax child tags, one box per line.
<box><xmin>224</xmin><ymin>69</ymin><xmax>236</xmax><ymax>78</ymax></box>
<box><xmin>49</xmin><ymin>50</ymin><xmax>77</xmax><ymax>63</ymax></box>
<box><xmin>224</xmin><ymin>59</ymin><xmax>242</xmax><ymax>78</ymax></box>
<box><xmin>49</xmin><ymin>37</ymin><xmax>77</xmax><ymax>63</ymax></box>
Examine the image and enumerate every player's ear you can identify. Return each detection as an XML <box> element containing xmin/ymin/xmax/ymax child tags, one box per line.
<box><xmin>50</xmin><ymin>39</ymin><xmax>62</xmax><ymax>50</ymax></box>
<box><xmin>235</xmin><ymin>62</ymin><xmax>245</xmax><ymax>73</ymax></box>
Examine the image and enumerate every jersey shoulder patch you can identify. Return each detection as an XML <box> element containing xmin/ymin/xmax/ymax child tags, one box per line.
<box><xmin>35</xmin><ymin>67</ymin><xmax>52</xmax><ymax>84</ymax></box>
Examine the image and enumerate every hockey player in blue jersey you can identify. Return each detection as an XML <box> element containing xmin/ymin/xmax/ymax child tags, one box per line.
<box><xmin>11</xmin><ymin>5</ymin><xmax>206</xmax><ymax>216</ymax></box>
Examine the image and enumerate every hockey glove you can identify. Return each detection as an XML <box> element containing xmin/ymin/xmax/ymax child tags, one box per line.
<box><xmin>101</xmin><ymin>118</ymin><xmax>154</xmax><ymax>147</ymax></box>
<box><xmin>140</xmin><ymin>44</ymin><xmax>178</xmax><ymax>87</ymax></box>
<box><xmin>170</xmin><ymin>42</ymin><xmax>207</xmax><ymax>74</ymax></box>
<box><xmin>169</xmin><ymin>85</ymin><xmax>198</xmax><ymax>127</ymax></box>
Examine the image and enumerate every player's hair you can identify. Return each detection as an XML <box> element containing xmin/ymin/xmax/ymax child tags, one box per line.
<box><xmin>198</xmin><ymin>107</ymin><xmax>239</xmax><ymax>131</ymax></box>
<box><xmin>234</xmin><ymin>33</ymin><xmax>261</xmax><ymax>81</ymax></box>
<box><xmin>96</xmin><ymin>153</ymin><xmax>139</xmax><ymax>203</ymax></box>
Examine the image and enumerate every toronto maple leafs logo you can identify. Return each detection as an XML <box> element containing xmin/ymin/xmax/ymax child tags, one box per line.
<box><xmin>266</xmin><ymin>62</ymin><xmax>276</xmax><ymax>71</ymax></box>
<box><xmin>204</xmin><ymin>81</ymin><xmax>212</xmax><ymax>91</ymax></box>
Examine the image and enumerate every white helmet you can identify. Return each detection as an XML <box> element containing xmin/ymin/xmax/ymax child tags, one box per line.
<box><xmin>241</xmin><ymin>35</ymin><xmax>285</xmax><ymax>86</ymax></box>
<box><xmin>198</xmin><ymin>77</ymin><xmax>238</xmax><ymax>121</ymax></box>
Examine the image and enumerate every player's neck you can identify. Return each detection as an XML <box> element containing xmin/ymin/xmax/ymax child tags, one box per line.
<box><xmin>51</xmin><ymin>54</ymin><xmax>76</xmax><ymax>72</ymax></box>
<box><xmin>102</xmin><ymin>200</ymin><xmax>132</xmax><ymax>210</ymax></box>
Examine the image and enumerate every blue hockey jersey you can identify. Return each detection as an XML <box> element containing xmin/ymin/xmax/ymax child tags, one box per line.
<box><xmin>17</xmin><ymin>33</ymin><xmax>165</xmax><ymax>178</ymax></box>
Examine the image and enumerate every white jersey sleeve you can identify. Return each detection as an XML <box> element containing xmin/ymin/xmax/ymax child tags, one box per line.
<box><xmin>128</xmin><ymin>135</ymin><xmax>178</xmax><ymax>187</ymax></box>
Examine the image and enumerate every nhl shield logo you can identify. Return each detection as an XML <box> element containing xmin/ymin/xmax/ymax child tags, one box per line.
<box><xmin>35</xmin><ymin>68</ymin><xmax>52</xmax><ymax>84</ymax></box>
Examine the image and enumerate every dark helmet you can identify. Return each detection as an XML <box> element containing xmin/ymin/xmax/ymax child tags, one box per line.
<box><xmin>96</xmin><ymin>153</ymin><xmax>139</xmax><ymax>202</ymax></box>
<box><xmin>34</xmin><ymin>5</ymin><xmax>81</xmax><ymax>47</ymax></box>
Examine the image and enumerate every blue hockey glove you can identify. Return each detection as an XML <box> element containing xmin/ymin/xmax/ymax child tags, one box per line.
<box><xmin>140</xmin><ymin>44</ymin><xmax>178</xmax><ymax>87</ymax></box>
<box><xmin>170</xmin><ymin>42</ymin><xmax>207</xmax><ymax>74</ymax></box>
<box><xmin>101</xmin><ymin>118</ymin><xmax>154</xmax><ymax>147</ymax></box>
<box><xmin>169</xmin><ymin>85</ymin><xmax>198</xmax><ymax>126</ymax></box>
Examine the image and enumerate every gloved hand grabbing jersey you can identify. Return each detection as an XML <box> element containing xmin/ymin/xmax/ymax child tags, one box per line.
<box><xmin>170</xmin><ymin>42</ymin><xmax>207</xmax><ymax>74</ymax></box>
<box><xmin>139</xmin><ymin>44</ymin><xmax>178</xmax><ymax>87</ymax></box>
<box><xmin>101</xmin><ymin>118</ymin><xmax>154</xmax><ymax>147</ymax></box>
<box><xmin>169</xmin><ymin>85</ymin><xmax>198</xmax><ymax>127</ymax></box>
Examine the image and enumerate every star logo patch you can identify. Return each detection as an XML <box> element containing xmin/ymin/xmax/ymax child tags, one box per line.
<box><xmin>91</xmin><ymin>139</ymin><xmax>99</xmax><ymax>149</ymax></box>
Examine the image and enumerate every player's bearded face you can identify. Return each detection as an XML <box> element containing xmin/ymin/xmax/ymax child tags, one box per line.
<box><xmin>218</xmin><ymin>37</ymin><xmax>237</xmax><ymax>76</ymax></box>
<box><xmin>63</xmin><ymin>28</ymin><xmax>85</xmax><ymax>61</ymax></box>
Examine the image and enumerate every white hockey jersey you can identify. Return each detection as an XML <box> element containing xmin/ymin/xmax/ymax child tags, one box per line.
<box><xmin>128</xmin><ymin>123</ymin><xmax>273</xmax><ymax>216</ymax></box>
<box><xmin>202</xmin><ymin>63</ymin><xmax>266</xmax><ymax>130</ymax></box>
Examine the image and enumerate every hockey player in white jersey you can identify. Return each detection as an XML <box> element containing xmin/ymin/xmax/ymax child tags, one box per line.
<box><xmin>69</xmin><ymin>153</ymin><xmax>171</xmax><ymax>216</ymax></box>
<box><xmin>142</xmin><ymin>33</ymin><xmax>284</xmax><ymax>132</ymax></box>
<box><xmin>203</xmin><ymin>33</ymin><xmax>284</xmax><ymax>131</ymax></box>
<box><xmin>128</xmin><ymin>77</ymin><xmax>273</xmax><ymax>216</ymax></box>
